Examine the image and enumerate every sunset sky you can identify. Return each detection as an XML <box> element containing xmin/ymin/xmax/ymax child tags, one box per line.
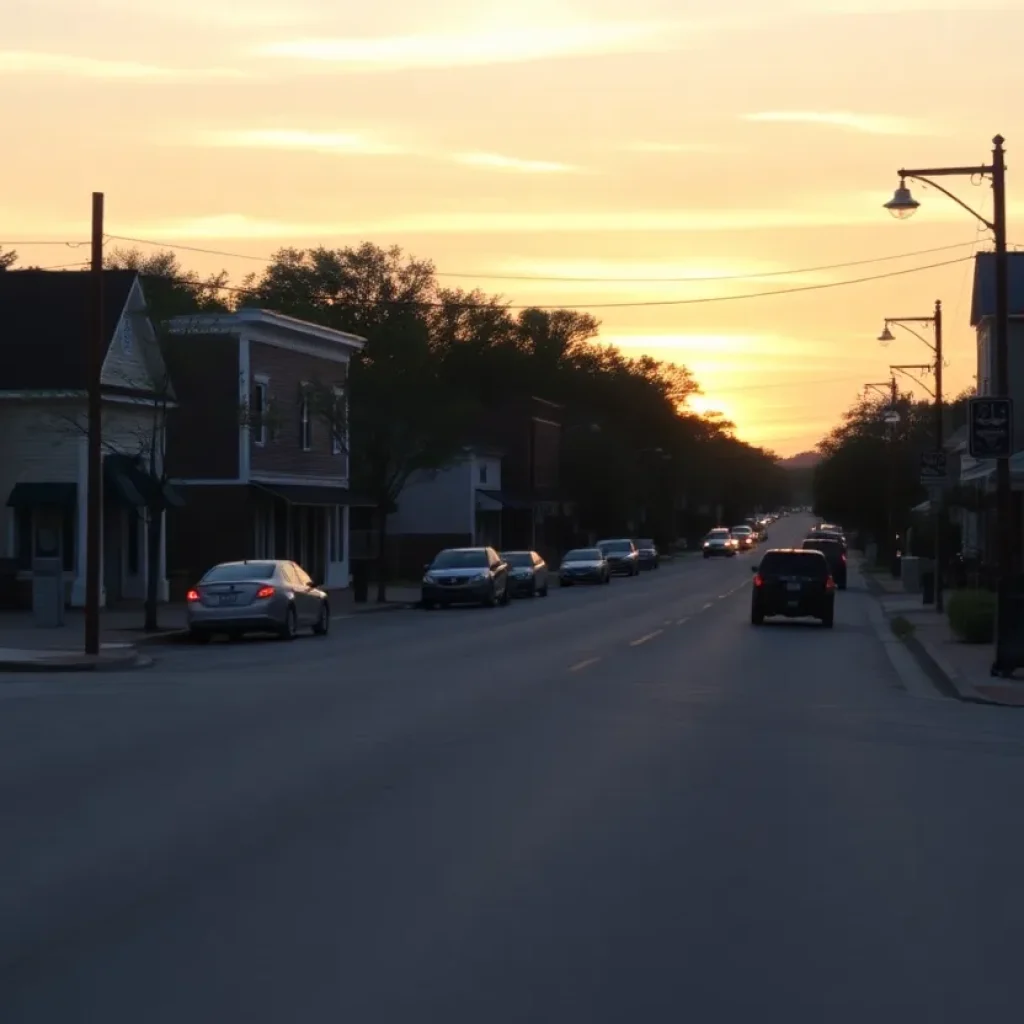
<box><xmin>4</xmin><ymin>0</ymin><xmax>1022</xmax><ymax>455</ymax></box>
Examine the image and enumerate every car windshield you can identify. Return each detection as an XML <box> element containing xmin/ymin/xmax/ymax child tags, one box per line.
<box><xmin>760</xmin><ymin>551</ymin><xmax>828</xmax><ymax>577</ymax></box>
<box><xmin>599</xmin><ymin>541</ymin><xmax>632</xmax><ymax>553</ymax></box>
<box><xmin>731</xmin><ymin>526</ymin><xmax>752</xmax><ymax>534</ymax></box>
<box><xmin>637</xmin><ymin>539</ymin><xmax>655</xmax><ymax>548</ymax></box>
<box><xmin>565</xmin><ymin>549</ymin><xmax>601</xmax><ymax>561</ymax></box>
<box><xmin>708</xmin><ymin>529</ymin><xmax>730</xmax><ymax>539</ymax></box>
<box><xmin>503</xmin><ymin>552</ymin><xmax>533</xmax><ymax>567</ymax></box>
<box><xmin>202</xmin><ymin>562</ymin><xmax>277</xmax><ymax>582</ymax></box>
<box><xmin>431</xmin><ymin>550</ymin><xmax>489</xmax><ymax>569</ymax></box>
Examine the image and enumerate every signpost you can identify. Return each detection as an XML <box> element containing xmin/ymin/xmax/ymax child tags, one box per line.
<box><xmin>919</xmin><ymin>450</ymin><xmax>947</xmax><ymax>485</ymax></box>
<box><xmin>968</xmin><ymin>397</ymin><xmax>1014</xmax><ymax>459</ymax></box>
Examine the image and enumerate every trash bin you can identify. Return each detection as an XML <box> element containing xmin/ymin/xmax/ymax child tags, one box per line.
<box><xmin>351</xmin><ymin>560</ymin><xmax>369</xmax><ymax>603</ymax></box>
<box><xmin>921</xmin><ymin>570</ymin><xmax>935</xmax><ymax>605</ymax></box>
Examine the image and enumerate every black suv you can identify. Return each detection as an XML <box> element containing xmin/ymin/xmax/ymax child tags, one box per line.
<box><xmin>751</xmin><ymin>549</ymin><xmax>835</xmax><ymax>627</ymax></box>
<box><xmin>801</xmin><ymin>537</ymin><xmax>847</xmax><ymax>589</ymax></box>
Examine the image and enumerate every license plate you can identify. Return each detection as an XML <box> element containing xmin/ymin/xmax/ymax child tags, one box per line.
<box><xmin>218</xmin><ymin>594</ymin><xmax>238</xmax><ymax>606</ymax></box>
<box><xmin>787</xmin><ymin>583</ymin><xmax>801</xmax><ymax>592</ymax></box>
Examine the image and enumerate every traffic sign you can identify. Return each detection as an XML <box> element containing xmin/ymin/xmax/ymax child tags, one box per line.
<box><xmin>968</xmin><ymin>398</ymin><xmax>1014</xmax><ymax>459</ymax></box>
<box><xmin>919</xmin><ymin>450</ymin><xmax>947</xmax><ymax>483</ymax></box>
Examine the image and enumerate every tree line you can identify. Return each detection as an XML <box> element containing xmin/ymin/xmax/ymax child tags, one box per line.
<box><xmin>812</xmin><ymin>386</ymin><xmax>975</xmax><ymax>561</ymax></box>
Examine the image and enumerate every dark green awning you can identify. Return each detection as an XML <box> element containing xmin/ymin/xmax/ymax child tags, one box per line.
<box><xmin>105</xmin><ymin>454</ymin><xmax>184</xmax><ymax>509</ymax></box>
<box><xmin>6</xmin><ymin>482</ymin><xmax>77</xmax><ymax>508</ymax></box>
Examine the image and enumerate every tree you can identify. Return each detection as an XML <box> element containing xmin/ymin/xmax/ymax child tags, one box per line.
<box><xmin>105</xmin><ymin>247</ymin><xmax>231</xmax><ymax>317</ymax></box>
<box><xmin>243</xmin><ymin>244</ymin><xmax>475</xmax><ymax>601</ymax></box>
<box><xmin>0</xmin><ymin>247</ymin><xmax>17</xmax><ymax>270</ymax></box>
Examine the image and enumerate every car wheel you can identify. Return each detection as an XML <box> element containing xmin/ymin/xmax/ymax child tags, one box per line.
<box><xmin>604</xmin><ymin>573</ymin><xmax>611</xmax><ymax>584</ymax></box>
<box><xmin>279</xmin><ymin>605</ymin><xmax>297</xmax><ymax>640</ymax></box>
<box><xmin>483</xmin><ymin>586</ymin><xmax>498</xmax><ymax>608</ymax></box>
<box><xmin>838</xmin><ymin>581</ymin><xmax>847</xmax><ymax>591</ymax></box>
<box><xmin>821</xmin><ymin>609</ymin><xmax>835</xmax><ymax>628</ymax></box>
<box><xmin>751</xmin><ymin>608</ymin><xmax>765</xmax><ymax>625</ymax></box>
<box><xmin>189</xmin><ymin>628</ymin><xmax>210</xmax><ymax>644</ymax></box>
<box><xmin>500</xmin><ymin>583</ymin><xmax>511</xmax><ymax>606</ymax></box>
<box><xmin>312</xmin><ymin>603</ymin><xmax>329</xmax><ymax>635</ymax></box>
<box><xmin>703</xmin><ymin>552</ymin><xmax>709</xmax><ymax>559</ymax></box>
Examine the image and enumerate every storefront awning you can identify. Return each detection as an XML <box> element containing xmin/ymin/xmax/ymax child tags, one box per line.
<box><xmin>6</xmin><ymin>481</ymin><xmax>77</xmax><ymax>508</ymax></box>
<box><xmin>253</xmin><ymin>482</ymin><xmax>375</xmax><ymax>507</ymax></box>
<box><xmin>105</xmin><ymin>454</ymin><xmax>184</xmax><ymax>508</ymax></box>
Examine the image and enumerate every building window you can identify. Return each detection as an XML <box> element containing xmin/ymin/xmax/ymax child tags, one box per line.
<box><xmin>15</xmin><ymin>509</ymin><xmax>75</xmax><ymax>572</ymax></box>
<box><xmin>299</xmin><ymin>391</ymin><xmax>312</xmax><ymax>451</ymax></box>
<box><xmin>479</xmin><ymin>463</ymin><xmax>488</xmax><ymax>484</ymax></box>
<box><xmin>332</xmin><ymin>386</ymin><xmax>346</xmax><ymax>456</ymax></box>
<box><xmin>252</xmin><ymin>378</ymin><xmax>269</xmax><ymax>446</ymax></box>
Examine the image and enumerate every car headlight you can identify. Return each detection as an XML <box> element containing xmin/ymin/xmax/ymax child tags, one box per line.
<box><xmin>422</xmin><ymin>574</ymin><xmax>435</xmax><ymax>584</ymax></box>
<box><xmin>472</xmin><ymin>572</ymin><xmax>489</xmax><ymax>582</ymax></box>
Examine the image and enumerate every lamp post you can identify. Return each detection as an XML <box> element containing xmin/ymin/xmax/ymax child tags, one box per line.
<box><xmin>880</xmin><ymin>302</ymin><xmax>945</xmax><ymax>608</ymax></box>
<box><xmin>866</xmin><ymin>379</ymin><xmax>900</xmax><ymax>568</ymax></box>
<box><xmin>883</xmin><ymin>136</ymin><xmax>1011</xmax><ymax>607</ymax></box>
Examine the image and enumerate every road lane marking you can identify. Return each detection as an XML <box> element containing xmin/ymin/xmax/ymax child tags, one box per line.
<box><xmin>630</xmin><ymin>630</ymin><xmax>663</xmax><ymax>647</ymax></box>
<box><xmin>676</xmin><ymin>617</ymin><xmax>689</xmax><ymax>625</ymax></box>
<box><xmin>570</xmin><ymin>657</ymin><xmax>600</xmax><ymax>672</ymax></box>
<box><xmin>702</xmin><ymin>602</ymin><xmax>714</xmax><ymax>610</ymax></box>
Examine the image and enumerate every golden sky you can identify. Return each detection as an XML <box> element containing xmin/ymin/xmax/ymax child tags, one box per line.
<box><xmin>4</xmin><ymin>0</ymin><xmax>1023</xmax><ymax>455</ymax></box>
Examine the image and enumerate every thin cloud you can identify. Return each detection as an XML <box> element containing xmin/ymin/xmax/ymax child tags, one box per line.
<box><xmin>117</xmin><ymin>204</ymin><xmax>894</xmax><ymax>241</ymax></box>
<box><xmin>624</xmin><ymin>141</ymin><xmax>720</xmax><ymax>154</ymax></box>
<box><xmin>451</xmin><ymin>152</ymin><xmax>580</xmax><ymax>174</ymax></box>
<box><xmin>0</xmin><ymin>51</ymin><xmax>244</xmax><ymax>80</ymax></box>
<box><xmin>742</xmin><ymin>111</ymin><xmax>936</xmax><ymax>136</ymax></box>
<box><xmin>195</xmin><ymin>129</ymin><xmax>406</xmax><ymax>156</ymax></box>
<box><xmin>258</xmin><ymin>20</ymin><xmax>692</xmax><ymax>72</ymax></box>
<box><xmin>95</xmin><ymin>0</ymin><xmax>315</xmax><ymax>27</ymax></box>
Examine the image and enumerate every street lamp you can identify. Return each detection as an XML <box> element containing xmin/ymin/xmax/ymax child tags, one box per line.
<box><xmin>884</xmin><ymin>137</ymin><xmax>1011</xmax><ymax>606</ymax></box>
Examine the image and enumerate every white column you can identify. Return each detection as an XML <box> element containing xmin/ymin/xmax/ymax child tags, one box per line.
<box><xmin>70</xmin><ymin>436</ymin><xmax>105</xmax><ymax>607</ymax></box>
<box><xmin>157</xmin><ymin>509</ymin><xmax>169</xmax><ymax>602</ymax></box>
<box><xmin>342</xmin><ymin>505</ymin><xmax>350</xmax><ymax>588</ymax></box>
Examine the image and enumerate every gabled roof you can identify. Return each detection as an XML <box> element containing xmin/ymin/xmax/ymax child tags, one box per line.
<box><xmin>970</xmin><ymin>252</ymin><xmax>1024</xmax><ymax>326</ymax></box>
<box><xmin>0</xmin><ymin>269</ymin><xmax>138</xmax><ymax>389</ymax></box>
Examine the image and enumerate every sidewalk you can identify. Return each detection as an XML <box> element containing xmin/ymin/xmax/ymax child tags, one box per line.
<box><xmin>862</xmin><ymin>561</ymin><xmax>1024</xmax><ymax>707</ymax></box>
<box><xmin>0</xmin><ymin>584</ymin><xmax>422</xmax><ymax>669</ymax></box>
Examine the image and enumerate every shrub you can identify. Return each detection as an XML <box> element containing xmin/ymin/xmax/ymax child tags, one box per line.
<box><xmin>947</xmin><ymin>588</ymin><xmax>996</xmax><ymax>644</ymax></box>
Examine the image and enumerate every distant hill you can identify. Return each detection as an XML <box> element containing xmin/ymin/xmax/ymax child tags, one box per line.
<box><xmin>777</xmin><ymin>451</ymin><xmax>821</xmax><ymax>470</ymax></box>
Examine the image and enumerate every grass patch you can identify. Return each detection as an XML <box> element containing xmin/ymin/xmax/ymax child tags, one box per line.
<box><xmin>890</xmin><ymin>616</ymin><xmax>915</xmax><ymax>640</ymax></box>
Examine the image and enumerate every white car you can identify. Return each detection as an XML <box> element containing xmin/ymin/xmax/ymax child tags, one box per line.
<box><xmin>703</xmin><ymin>528</ymin><xmax>738</xmax><ymax>558</ymax></box>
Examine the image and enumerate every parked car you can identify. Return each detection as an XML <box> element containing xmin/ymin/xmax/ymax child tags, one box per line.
<box><xmin>559</xmin><ymin>548</ymin><xmax>611</xmax><ymax>585</ymax></box>
<box><xmin>422</xmin><ymin>547</ymin><xmax>510</xmax><ymax>608</ymax></box>
<box><xmin>634</xmin><ymin>538</ymin><xmax>660</xmax><ymax>570</ymax></box>
<box><xmin>801</xmin><ymin>537</ymin><xmax>847</xmax><ymax>588</ymax></box>
<box><xmin>809</xmin><ymin>525</ymin><xmax>847</xmax><ymax>550</ymax></box>
<box><xmin>730</xmin><ymin>525</ymin><xmax>756</xmax><ymax>551</ymax></box>
<box><xmin>703</xmin><ymin>528</ymin><xmax>738</xmax><ymax>558</ymax></box>
<box><xmin>501</xmin><ymin>550</ymin><xmax>550</xmax><ymax>597</ymax></box>
<box><xmin>596</xmin><ymin>538</ymin><xmax>640</xmax><ymax>576</ymax></box>
<box><xmin>186</xmin><ymin>559</ymin><xmax>330</xmax><ymax>642</ymax></box>
<box><xmin>750</xmin><ymin>548</ymin><xmax>835</xmax><ymax>628</ymax></box>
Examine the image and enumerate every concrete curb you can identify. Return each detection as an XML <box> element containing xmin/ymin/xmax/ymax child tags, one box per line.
<box><xmin>859</xmin><ymin>557</ymin><xmax>1024</xmax><ymax>708</ymax></box>
<box><xmin>0</xmin><ymin>651</ymin><xmax>152</xmax><ymax>673</ymax></box>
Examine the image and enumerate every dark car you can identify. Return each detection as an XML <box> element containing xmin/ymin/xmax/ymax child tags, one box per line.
<box><xmin>501</xmin><ymin>550</ymin><xmax>549</xmax><ymax>597</ymax></box>
<box><xmin>635</xmin><ymin>538</ymin><xmax>660</xmax><ymax>570</ymax></box>
<box><xmin>801</xmin><ymin>538</ymin><xmax>847</xmax><ymax>588</ymax></box>
<box><xmin>808</xmin><ymin>527</ymin><xmax>847</xmax><ymax>551</ymax></box>
<box><xmin>596</xmin><ymin>538</ymin><xmax>640</xmax><ymax>576</ymax></box>
<box><xmin>751</xmin><ymin>548</ymin><xmax>835</xmax><ymax>627</ymax></box>
<box><xmin>559</xmin><ymin>547</ymin><xmax>611</xmax><ymax>585</ymax></box>
<box><xmin>422</xmin><ymin>547</ymin><xmax>510</xmax><ymax>608</ymax></box>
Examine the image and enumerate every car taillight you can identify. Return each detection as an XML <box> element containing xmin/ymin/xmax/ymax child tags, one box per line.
<box><xmin>753</xmin><ymin>573</ymin><xmax>764</xmax><ymax>587</ymax></box>
<box><xmin>186</xmin><ymin>589</ymin><xmax>200</xmax><ymax>602</ymax></box>
<box><xmin>255</xmin><ymin>586</ymin><xmax>275</xmax><ymax>599</ymax></box>
<box><xmin>841</xmin><ymin>553</ymin><xmax>847</xmax><ymax>563</ymax></box>
<box><xmin>826</xmin><ymin>576</ymin><xmax>836</xmax><ymax>590</ymax></box>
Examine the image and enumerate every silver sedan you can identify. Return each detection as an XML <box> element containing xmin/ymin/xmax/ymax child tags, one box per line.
<box><xmin>186</xmin><ymin>559</ymin><xmax>330</xmax><ymax>642</ymax></box>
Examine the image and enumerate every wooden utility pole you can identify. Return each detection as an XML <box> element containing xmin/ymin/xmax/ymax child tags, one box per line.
<box><xmin>85</xmin><ymin>193</ymin><xmax>104</xmax><ymax>655</ymax></box>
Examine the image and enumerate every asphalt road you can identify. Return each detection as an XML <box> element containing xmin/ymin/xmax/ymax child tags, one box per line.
<box><xmin>3</xmin><ymin>515</ymin><xmax>1024</xmax><ymax>1022</ymax></box>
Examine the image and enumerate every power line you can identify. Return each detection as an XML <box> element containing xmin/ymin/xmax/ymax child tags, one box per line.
<box><xmin>103</xmin><ymin>233</ymin><xmax>989</xmax><ymax>284</ymax></box>
<box><xmin>188</xmin><ymin>254</ymin><xmax>973</xmax><ymax>311</ymax></box>
<box><xmin>0</xmin><ymin>240</ymin><xmax>88</xmax><ymax>247</ymax></box>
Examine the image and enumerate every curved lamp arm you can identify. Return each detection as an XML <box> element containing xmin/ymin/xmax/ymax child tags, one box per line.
<box><xmin>892</xmin><ymin>365</ymin><xmax>936</xmax><ymax>399</ymax></box>
<box><xmin>904</xmin><ymin>173</ymin><xmax>995</xmax><ymax>233</ymax></box>
<box><xmin>888</xmin><ymin>320</ymin><xmax>935</xmax><ymax>352</ymax></box>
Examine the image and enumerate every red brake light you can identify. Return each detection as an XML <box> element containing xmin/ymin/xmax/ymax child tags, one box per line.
<box><xmin>186</xmin><ymin>589</ymin><xmax>200</xmax><ymax>602</ymax></box>
<box><xmin>255</xmin><ymin>586</ymin><xmax>275</xmax><ymax>599</ymax></box>
<box><xmin>826</xmin><ymin>576</ymin><xmax>836</xmax><ymax>590</ymax></box>
<box><xmin>753</xmin><ymin>573</ymin><xmax>764</xmax><ymax>587</ymax></box>
<box><xmin>840</xmin><ymin>553</ymin><xmax>846</xmax><ymax>563</ymax></box>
